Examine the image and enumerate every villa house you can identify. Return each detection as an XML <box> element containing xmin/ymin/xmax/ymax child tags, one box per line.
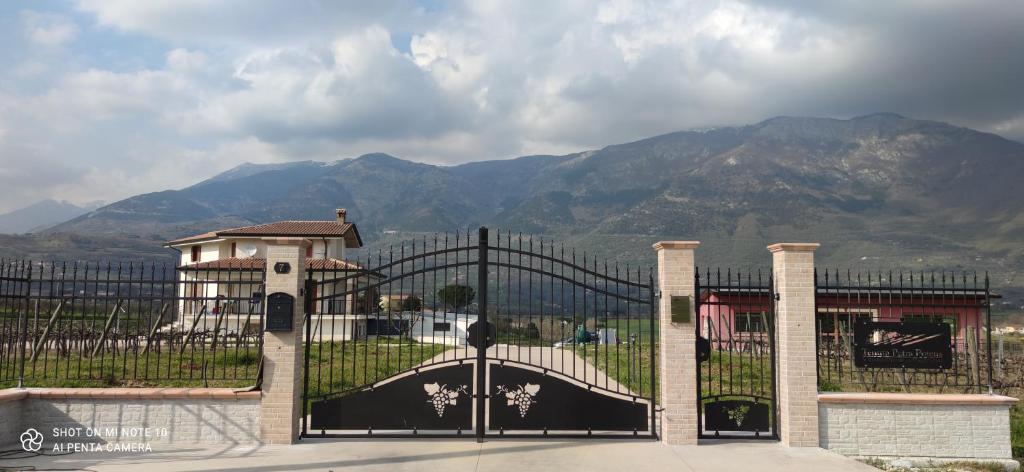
<box><xmin>165</xmin><ymin>208</ymin><xmax>374</xmax><ymax>339</ymax></box>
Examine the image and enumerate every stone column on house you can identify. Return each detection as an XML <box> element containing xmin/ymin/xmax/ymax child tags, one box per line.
<box><xmin>260</xmin><ymin>237</ymin><xmax>309</xmax><ymax>444</ymax></box>
<box><xmin>653</xmin><ymin>241</ymin><xmax>700</xmax><ymax>445</ymax></box>
<box><xmin>768</xmin><ymin>242</ymin><xmax>820</xmax><ymax>447</ymax></box>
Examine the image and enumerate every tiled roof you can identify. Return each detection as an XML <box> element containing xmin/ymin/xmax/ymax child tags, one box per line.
<box><xmin>306</xmin><ymin>258</ymin><xmax>365</xmax><ymax>270</ymax></box>
<box><xmin>166</xmin><ymin>231</ymin><xmax>219</xmax><ymax>245</ymax></box>
<box><xmin>218</xmin><ymin>221</ymin><xmax>354</xmax><ymax>237</ymax></box>
<box><xmin>179</xmin><ymin>257</ymin><xmax>365</xmax><ymax>271</ymax></box>
<box><xmin>167</xmin><ymin>221</ymin><xmax>362</xmax><ymax>247</ymax></box>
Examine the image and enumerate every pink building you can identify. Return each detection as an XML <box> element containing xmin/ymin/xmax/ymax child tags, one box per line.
<box><xmin>698</xmin><ymin>288</ymin><xmax>996</xmax><ymax>351</ymax></box>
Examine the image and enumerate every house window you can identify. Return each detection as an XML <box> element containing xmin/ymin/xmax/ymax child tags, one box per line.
<box><xmin>735</xmin><ymin>313</ymin><xmax>765</xmax><ymax>332</ymax></box>
<box><xmin>433</xmin><ymin>322</ymin><xmax>452</xmax><ymax>332</ymax></box>
<box><xmin>190</xmin><ymin>245</ymin><xmax>201</xmax><ymax>262</ymax></box>
<box><xmin>817</xmin><ymin>310</ymin><xmax>872</xmax><ymax>343</ymax></box>
<box><xmin>231</xmin><ymin>242</ymin><xmax>237</xmax><ymax>257</ymax></box>
<box><xmin>306</xmin><ymin>244</ymin><xmax>313</xmax><ymax>258</ymax></box>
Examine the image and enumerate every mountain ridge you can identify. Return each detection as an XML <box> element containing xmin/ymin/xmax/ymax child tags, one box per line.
<box><xmin>8</xmin><ymin>115</ymin><xmax>1019</xmax><ymax>294</ymax></box>
<box><xmin>0</xmin><ymin>199</ymin><xmax>104</xmax><ymax>235</ymax></box>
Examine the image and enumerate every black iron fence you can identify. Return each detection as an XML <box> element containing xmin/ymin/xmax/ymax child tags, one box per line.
<box><xmin>302</xmin><ymin>228</ymin><xmax>658</xmax><ymax>438</ymax></box>
<box><xmin>0</xmin><ymin>259</ymin><xmax>265</xmax><ymax>387</ymax></box>
<box><xmin>815</xmin><ymin>269</ymin><xmax>993</xmax><ymax>393</ymax></box>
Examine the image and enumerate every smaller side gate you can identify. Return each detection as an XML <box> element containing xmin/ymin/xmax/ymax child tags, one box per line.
<box><xmin>695</xmin><ymin>268</ymin><xmax>778</xmax><ymax>440</ymax></box>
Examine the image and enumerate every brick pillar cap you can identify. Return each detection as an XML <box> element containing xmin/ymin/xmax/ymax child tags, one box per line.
<box><xmin>260</xmin><ymin>237</ymin><xmax>312</xmax><ymax>246</ymax></box>
<box><xmin>653</xmin><ymin>241</ymin><xmax>700</xmax><ymax>250</ymax></box>
<box><xmin>767</xmin><ymin>242</ymin><xmax>820</xmax><ymax>253</ymax></box>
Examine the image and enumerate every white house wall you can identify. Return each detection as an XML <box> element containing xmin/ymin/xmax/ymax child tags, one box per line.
<box><xmin>178</xmin><ymin>237</ymin><xmax>346</xmax><ymax>261</ymax></box>
<box><xmin>410</xmin><ymin>313</ymin><xmax>474</xmax><ymax>346</ymax></box>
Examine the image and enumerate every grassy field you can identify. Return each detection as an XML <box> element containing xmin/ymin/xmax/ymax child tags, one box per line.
<box><xmin>699</xmin><ymin>350</ymin><xmax>774</xmax><ymax>399</ymax></box>
<box><xmin>574</xmin><ymin>343</ymin><xmax>657</xmax><ymax>399</ymax></box>
<box><xmin>0</xmin><ymin>347</ymin><xmax>262</xmax><ymax>388</ymax></box>
<box><xmin>572</xmin><ymin>344</ymin><xmax>774</xmax><ymax>408</ymax></box>
<box><xmin>1</xmin><ymin>339</ymin><xmax>453</xmax><ymax>390</ymax></box>
<box><xmin>304</xmin><ymin>339</ymin><xmax>452</xmax><ymax>397</ymax></box>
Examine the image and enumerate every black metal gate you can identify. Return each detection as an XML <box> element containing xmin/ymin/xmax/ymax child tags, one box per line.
<box><xmin>301</xmin><ymin>227</ymin><xmax>657</xmax><ymax>440</ymax></box>
<box><xmin>695</xmin><ymin>268</ymin><xmax>778</xmax><ymax>440</ymax></box>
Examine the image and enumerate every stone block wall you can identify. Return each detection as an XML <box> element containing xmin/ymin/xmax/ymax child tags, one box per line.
<box><xmin>0</xmin><ymin>388</ymin><xmax>261</xmax><ymax>447</ymax></box>
<box><xmin>819</xmin><ymin>393</ymin><xmax>1017</xmax><ymax>462</ymax></box>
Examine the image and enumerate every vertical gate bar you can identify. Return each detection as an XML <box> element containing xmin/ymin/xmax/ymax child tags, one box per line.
<box><xmin>813</xmin><ymin>268</ymin><xmax>820</xmax><ymax>389</ymax></box>
<box><xmin>476</xmin><ymin>226</ymin><xmax>489</xmax><ymax>441</ymax></box>
<box><xmin>18</xmin><ymin>261</ymin><xmax>31</xmax><ymax>387</ymax></box>
<box><xmin>302</xmin><ymin>272</ymin><xmax>313</xmax><ymax>438</ymax></box>
<box><xmin>985</xmin><ymin>272</ymin><xmax>993</xmax><ymax>393</ymax></box>
<box><xmin>539</xmin><ymin>238</ymin><xmax>544</xmax><ymax>370</ymax></box>
<box><xmin>769</xmin><ymin>274</ymin><xmax>779</xmax><ymax>439</ymax></box>
<box><xmin>694</xmin><ymin>269</ymin><xmax>702</xmax><ymax>438</ymax></box>
<box><xmin>649</xmin><ymin>269</ymin><xmax>657</xmax><ymax>438</ymax></box>
<box><xmin>572</xmin><ymin>250</ymin><xmax>577</xmax><ymax>382</ymax></box>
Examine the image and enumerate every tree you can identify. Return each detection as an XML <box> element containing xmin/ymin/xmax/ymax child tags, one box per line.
<box><xmin>354</xmin><ymin>286</ymin><xmax>382</xmax><ymax>315</ymax></box>
<box><xmin>437</xmin><ymin>284</ymin><xmax>476</xmax><ymax>310</ymax></box>
<box><xmin>401</xmin><ymin>295</ymin><xmax>423</xmax><ymax>312</ymax></box>
<box><xmin>526</xmin><ymin>322</ymin><xmax>540</xmax><ymax>339</ymax></box>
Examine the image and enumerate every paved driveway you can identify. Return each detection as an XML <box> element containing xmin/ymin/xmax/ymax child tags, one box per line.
<box><xmin>3</xmin><ymin>439</ymin><xmax>877</xmax><ymax>472</ymax></box>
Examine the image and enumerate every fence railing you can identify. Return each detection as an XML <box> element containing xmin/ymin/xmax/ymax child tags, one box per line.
<box><xmin>815</xmin><ymin>269</ymin><xmax>993</xmax><ymax>393</ymax></box>
<box><xmin>0</xmin><ymin>259</ymin><xmax>265</xmax><ymax>387</ymax></box>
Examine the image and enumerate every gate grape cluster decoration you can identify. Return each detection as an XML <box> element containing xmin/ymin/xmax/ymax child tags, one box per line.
<box><xmin>424</xmin><ymin>383</ymin><xmax>467</xmax><ymax>417</ymax></box>
<box><xmin>726</xmin><ymin>404</ymin><xmax>750</xmax><ymax>428</ymax></box>
<box><xmin>496</xmin><ymin>384</ymin><xmax>540</xmax><ymax>418</ymax></box>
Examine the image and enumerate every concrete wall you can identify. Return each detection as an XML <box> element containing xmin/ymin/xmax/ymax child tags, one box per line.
<box><xmin>0</xmin><ymin>388</ymin><xmax>261</xmax><ymax>447</ymax></box>
<box><xmin>819</xmin><ymin>393</ymin><xmax>1017</xmax><ymax>463</ymax></box>
<box><xmin>0</xmin><ymin>389</ymin><xmax>27</xmax><ymax>447</ymax></box>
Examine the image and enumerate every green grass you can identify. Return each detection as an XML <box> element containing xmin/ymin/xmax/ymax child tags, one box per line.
<box><xmin>1012</xmin><ymin>404</ymin><xmax>1024</xmax><ymax>459</ymax></box>
<box><xmin>859</xmin><ymin>458</ymin><xmax>1011</xmax><ymax>471</ymax></box>
<box><xmin>304</xmin><ymin>341</ymin><xmax>452</xmax><ymax>397</ymax></box>
<box><xmin>600</xmin><ymin>318</ymin><xmax>658</xmax><ymax>337</ymax></box>
<box><xmin>1</xmin><ymin>347</ymin><xmax>262</xmax><ymax>388</ymax></box>
<box><xmin>699</xmin><ymin>350</ymin><xmax>774</xmax><ymax>400</ymax></box>
<box><xmin>574</xmin><ymin>343</ymin><xmax>657</xmax><ymax>400</ymax></box>
<box><xmin>3</xmin><ymin>339</ymin><xmax>454</xmax><ymax>390</ymax></box>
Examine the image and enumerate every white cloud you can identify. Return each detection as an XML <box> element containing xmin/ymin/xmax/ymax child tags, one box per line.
<box><xmin>0</xmin><ymin>0</ymin><xmax>1020</xmax><ymax>213</ymax></box>
<box><xmin>166</xmin><ymin>49</ymin><xmax>208</xmax><ymax>71</ymax></box>
<box><xmin>21</xmin><ymin>10</ymin><xmax>79</xmax><ymax>47</ymax></box>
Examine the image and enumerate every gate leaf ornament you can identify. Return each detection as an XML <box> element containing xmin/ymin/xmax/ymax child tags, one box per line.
<box><xmin>496</xmin><ymin>384</ymin><xmax>540</xmax><ymax>417</ymax></box>
<box><xmin>424</xmin><ymin>383</ymin><xmax>467</xmax><ymax>417</ymax></box>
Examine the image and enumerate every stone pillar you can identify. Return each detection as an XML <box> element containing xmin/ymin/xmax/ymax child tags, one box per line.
<box><xmin>260</xmin><ymin>238</ymin><xmax>309</xmax><ymax>444</ymax></box>
<box><xmin>768</xmin><ymin>243</ymin><xmax>820</xmax><ymax>447</ymax></box>
<box><xmin>653</xmin><ymin>241</ymin><xmax>700</xmax><ymax>445</ymax></box>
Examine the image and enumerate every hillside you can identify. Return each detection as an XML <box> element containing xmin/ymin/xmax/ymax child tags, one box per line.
<box><xmin>0</xmin><ymin>200</ymin><xmax>103</xmax><ymax>234</ymax></box>
<box><xmin>4</xmin><ymin>114</ymin><xmax>1021</xmax><ymax>308</ymax></box>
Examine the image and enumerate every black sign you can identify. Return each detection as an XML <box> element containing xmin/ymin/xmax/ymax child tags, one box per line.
<box><xmin>273</xmin><ymin>262</ymin><xmax>291</xmax><ymax>274</ymax></box>
<box><xmin>697</xmin><ymin>336</ymin><xmax>711</xmax><ymax>363</ymax></box>
<box><xmin>266</xmin><ymin>292</ymin><xmax>294</xmax><ymax>331</ymax></box>
<box><xmin>467</xmin><ymin>321</ymin><xmax>496</xmax><ymax>349</ymax></box>
<box><xmin>854</xmin><ymin>320</ymin><xmax>952</xmax><ymax>369</ymax></box>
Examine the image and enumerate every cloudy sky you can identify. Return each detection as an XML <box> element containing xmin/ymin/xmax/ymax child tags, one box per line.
<box><xmin>1</xmin><ymin>0</ymin><xmax>1022</xmax><ymax>212</ymax></box>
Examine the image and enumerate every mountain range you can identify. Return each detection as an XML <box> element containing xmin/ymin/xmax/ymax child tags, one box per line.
<box><xmin>3</xmin><ymin>113</ymin><xmax>1022</xmax><ymax>311</ymax></box>
<box><xmin>0</xmin><ymin>199</ymin><xmax>103</xmax><ymax>234</ymax></box>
